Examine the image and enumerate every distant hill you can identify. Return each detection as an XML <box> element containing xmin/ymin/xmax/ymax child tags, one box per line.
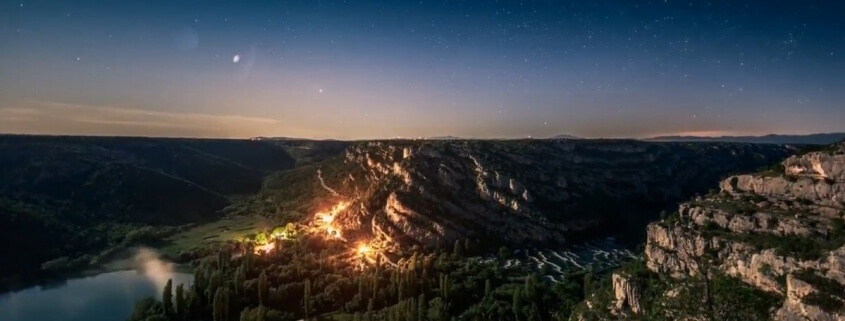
<box><xmin>548</xmin><ymin>134</ymin><xmax>583</xmax><ymax>139</ymax></box>
<box><xmin>647</xmin><ymin>132</ymin><xmax>845</xmax><ymax>145</ymax></box>
<box><xmin>0</xmin><ymin>135</ymin><xmax>297</xmax><ymax>282</ymax></box>
<box><xmin>425</xmin><ymin>135</ymin><xmax>463</xmax><ymax>140</ymax></box>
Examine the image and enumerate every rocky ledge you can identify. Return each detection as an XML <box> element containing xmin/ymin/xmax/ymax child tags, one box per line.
<box><xmin>594</xmin><ymin>142</ymin><xmax>845</xmax><ymax>320</ymax></box>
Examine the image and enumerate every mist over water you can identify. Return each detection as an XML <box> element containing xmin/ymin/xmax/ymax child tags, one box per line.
<box><xmin>133</xmin><ymin>247</ymin><xmax>181</xmax><ymax>294</ymax></box>
<box><xmin>0</xmin><ymin>248</ymin><xmax>192</xmax><ymax>321</ymax></box>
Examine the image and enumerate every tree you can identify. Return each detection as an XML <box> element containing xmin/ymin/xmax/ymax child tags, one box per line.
<box><xmin>208</xmin><ymin>271</ymin><xmax>222</xmax><ymax>303</ymax></box>
<box><xmin>128</xmin><ymin>297</ymin><xmax>160</xmax><ymax>321</ymax></box>
<box><xmin>417</xmin><ymin>293</ymin><xmax>427</xmax><ymax>321</ymax></box>
<box><xmin>234</xmin><ymin>266</ymin><xmax>246</xmax><ymax>298</ymax></box>
<box><xmin>453</xmin><ymin>240</ymin><xmax>463</xmax><ymax>257</ymax></box>
<box><xmin>674</xmin><ymin>223</ymin><xmax>718</xmax><ymax>320</ymax></box>
<box><xmin>512</xmin><ymin>289</ymin><xmax>523</xmax><ymax>321</ymax></box>
<box><xmin>484</xmin><ymin>279</ymin><xmax>492</xmax><ymax>298</ymax></box>
<box><xmin>175</xmin><ymin>283</ymin><xmax>186</xmax><ymax>319</ymax></box>
<box><xmin>428</xmin><ymin>297</ymin><xmax>447</xmax><ymax>321</ymax></box>
<box><xmin>527</xmin><ymin>304</ymin><xmax>541</xmax><ymax>321</ymax></box>
<box><xmin>188</xmin><ymin>287</ymin><xmax>203</xmax><ymax>320</ymax></box>
<box><xmin>498</xmin><ymin>246</ymin><xmax>510</xmax><ymax>261</ymax></box>
<box><xmin>304</xmin><ymin>278</ymin><xmax>312</xmax><ymax>319</ymax></box>
<box><xmin>524</xmin><ymin>274</ymin><xmax>537</xmax><ymax>301</ymax></box>
<box><xmin>271</xmin><ymin>227</ymin><xmax>286</xmax><ymax>238</ymax></box>
<box><xmin>255</xmin><ymin>232</ymin><xmax>269</xmax><ymax>245</ymax></box>
<box><xmin>365</xmin><ymin>298</ymin><xmax>374</xmax><ymax>321</ymax></box>
<box><xmin>258</xmin><ymin>270</ymin><xmax>269</xmax><ymax>306</ymax></box>
<box><xmin>583</xmin><ymin>270</ymin><xmax>593</xmax><ymax>297</ymax></box>
<box><xmin>463</xmin><ymin>238</ymin><xmax>472</xmax><ymax>256</ymax></box>
<box><xmin>162</xmin><ymin>279</ymin><xmax>174</xmax><ymax>316</ymax></box>
<box><xmin>439</xmin><ymin>273</ymin><xmax>450</xmax><ymax>300</ymax></box>
<box><xmin>213</xmin><ymin>288</ymin><xmax>227</xmax><ymax>321</ymax></box>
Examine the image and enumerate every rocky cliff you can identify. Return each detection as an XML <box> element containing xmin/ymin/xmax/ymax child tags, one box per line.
<box><xmin>589</xmin><ymin>142</ymin><xmax>845</xmax><ymax>320</ymax></box>
<box><xmin>263</xmin><ymin>140</ymin><xmax>794</xmax><ymax>251</ymax></box>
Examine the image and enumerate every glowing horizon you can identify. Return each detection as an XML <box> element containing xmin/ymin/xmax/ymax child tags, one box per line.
<box><xmin>3</xmin><ymin>1</ymin><xmax>844</xmax><ymax>138</ymax></box>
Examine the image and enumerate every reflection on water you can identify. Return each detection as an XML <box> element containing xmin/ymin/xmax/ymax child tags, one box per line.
<box><xmin>0</xmin><ymin>249</ymin><xmax>192</xmax><ymax>321</ymax></box>
<box><xmin>0</xmin><ymin>270</ymin><xmax>192</xmax><ymax>321</ymax></box>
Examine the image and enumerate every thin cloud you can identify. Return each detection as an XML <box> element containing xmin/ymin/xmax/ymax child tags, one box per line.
<box><xmin>0</xmin><ymin>101</ymin><xmax>294</xmax><ymax>138</ymax></box>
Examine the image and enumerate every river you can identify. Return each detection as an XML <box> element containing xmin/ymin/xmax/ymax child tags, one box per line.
<box><xmin>0</xmin><ymin>269</ymin><xmax>192</xmax><ymax>321</ymax></box>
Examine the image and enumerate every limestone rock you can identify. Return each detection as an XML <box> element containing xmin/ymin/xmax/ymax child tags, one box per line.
<box><xmin>612</xmin><ymin>273</ymin><xmax>644</xmax><ymax>315</ymax></box>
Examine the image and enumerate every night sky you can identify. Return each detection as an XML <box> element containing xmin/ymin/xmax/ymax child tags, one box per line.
<box><xmin>2</xmin><ymin>0</ymin><xmax>844</xmax><ymax>139</ymax></box>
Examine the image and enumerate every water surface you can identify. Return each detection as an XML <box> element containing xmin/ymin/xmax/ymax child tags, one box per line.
<box><xmin>0</xmin><ymin>270</ymin><xmax>192</xmax><ymax>321</ymax></box>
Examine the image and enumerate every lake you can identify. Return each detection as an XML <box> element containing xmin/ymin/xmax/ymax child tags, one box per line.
<box><xmin>0</xmin><ymin>269</ymin><xmax>192</xmax><ymax>321</ymax></box>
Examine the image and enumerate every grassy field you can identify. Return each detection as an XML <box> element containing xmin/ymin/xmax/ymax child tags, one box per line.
<box><xmin>159</xmin><ymin>215</ymin><xmax>278</xmax><ymax>257</ymax></box>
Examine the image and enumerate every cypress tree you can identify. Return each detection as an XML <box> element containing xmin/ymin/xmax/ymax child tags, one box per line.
<box><xmin>258</xmin><ymin>270</ymin><xmax>269</xmax><ymax>306</ymax></box>
<box><xmin>234</xmin><ymin>266</ymin><xmax>246</xmax><ymax>297</ymax></box>
<box><xmin>257</xmin><ymin>305</ymin><xmax>266</xmax><ymax>321</ymax></box>
<box><xmin>188</xmin><ymin>287</ymin><xmax>202</xmax><ymax>320</ymax></box>
<box><xmin>452</xmin><ymin>240</ymin><xmax>463</xmax><ymax>257</ymax></box>
<box><xmin>398</xmin><ymin>278</ymin><xmax>405</xmax><ymax>302</ymax></box>
<box><xmin>439</xmin><ymin>274</ymin><xmax>449</xmax><ymax>300</ymax></box>
<box><xmin>417</xmin><ymin>294</ymin><xmax>426</xmax><ymax>321</ymax></box>
<box><xmin>304</xmin><ymin>279</ymin><xmax>312</xmax><ymax>319</ymax></box>
<box><xmin>175</xmin><ymin>283</ymin><xmax>186</xmax><ymax>319</ymax></box>
<box><xmin>213</xmin><ymin>288</ymin><xmax>225</xmax><ymax>321</ymax></box>
<box><xmin>366</xmin><ymin>298</ymin><xmax>374</xmax><ymax>321</ymax></box>
<box><xmin>208</xmin><ymin>271</ymin><xmax>222</xmax><ymax>303</ymax></box>
<box><xmin>463</xmin><ymin>238</ymin><xmax>471</xmax><ymax>256</ymax></box>
<box><xmin>239</xmin><ymin>307</ymin><xmax>249</xmax><ymax>321</ymax></box>
<box><xmin>162</xmin><ymin>279</ymin><xmax>173</xmax><ymax>316</ymax></box>
<box><xmin>484</xmin><ymin>279</ymin><xmax>492</xmax><ymax>298</ymax></box>
<box><xmin>583</xmin><ymin>270</ymin><xmax>593</xmax><ymax>297</ymax></box>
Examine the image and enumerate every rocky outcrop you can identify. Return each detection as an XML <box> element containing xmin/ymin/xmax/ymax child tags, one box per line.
<box><xmin>323</xmin><ymin>140</ymin><xmax>795</xmax><ymax>249</ymax></box>
<box><xmin>612</xmin><ymin>273</ymin><xmax>643</xmax><ymax>315</ymax></box>
<box><xmin>642</xmin><ymin>143</ymin><xmax>845</xmax><ymax>320</ymax></box>
<box><xmin>775</xmin><ymin>275</ymin><xmax>845</xmax><ymax>321</ymax></box>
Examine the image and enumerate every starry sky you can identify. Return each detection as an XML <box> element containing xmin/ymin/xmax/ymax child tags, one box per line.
<box><xmin>2</xmin><ymin>0</ymin><xmax>844</xmax><ymax>139</ymax></box>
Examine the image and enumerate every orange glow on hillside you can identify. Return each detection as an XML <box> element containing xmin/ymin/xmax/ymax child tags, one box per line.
<box><xmin>312</xmin><ymin>201</ymin><xmax>349</xmax><ymax>240</ymax></box>
<box><xmin>254</xmin><ymin>242</ymin><xmax>274</xmax><ymax>254</ymax></box>
<box><xmin>357</xmin><ymin>244</ymin><xmax>371</xmax><ymax>255</ymax></box>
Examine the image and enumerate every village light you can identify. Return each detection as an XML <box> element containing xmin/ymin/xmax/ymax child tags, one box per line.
<box><xmin>357</xmin><ymin>244</ymin><xmax>371</xmax><ymax>255</ymax></box>
<box><xmin>254</xmin><ymin>242</ymin><xmax>274</xmax><ymax>254</ymax></box>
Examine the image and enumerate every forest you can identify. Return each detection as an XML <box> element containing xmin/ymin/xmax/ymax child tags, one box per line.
<box><xmin>129</xmin><ymin>228</ymin><xmax>779</xmax><ymax>321</ymax></box>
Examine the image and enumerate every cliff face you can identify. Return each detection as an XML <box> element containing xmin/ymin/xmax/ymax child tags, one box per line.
<box><xmin>612</xmin><ymin>142</ymin><xmax>845</xmax><ymax>320</ymax></box>
<box><xmin>285</xmin><ymin>140</ymin><xmax>794</xmax><ymax>250</ymax></box>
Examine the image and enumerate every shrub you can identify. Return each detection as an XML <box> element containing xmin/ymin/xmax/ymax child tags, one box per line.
<box><xmin>794</xmin><ymin>270</ymin><xmax>845</xmax><ymax>300</ymax></box>
<box><xmin>796</xmin><ymin>198</ymin><xmax>814</xmax><ymax>206</ymax></box>
<box><xmin>757</xmin><ymin>263</ymin><xmax>772</xmax><ymax>276</ymax></box>
<box><xmin>802</xmin><ymin>292</ymin><xmax>844</xmax><ymax>313</ymax></box>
